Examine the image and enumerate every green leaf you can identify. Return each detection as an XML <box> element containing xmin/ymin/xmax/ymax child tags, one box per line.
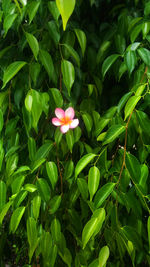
<box><xmin>61</xmin><ymin>60</ymin><xmax>75</xmax><ymax>95</ymax></box>
<box><xmin>48</xmin><ymin>1</ymin><xmax>60</xmax><ymax>21</ymax></box>
<box><xmin>117</xmin><ymin>92</ymin><xmax>133</xmax><ymax>113</ymax></box>
<box><xmin>148</xmin><ymin>216</ymin><xmax>150</xmax><ymax>253</ymax></box>
<box><xmin>27</xmin><ymin>217</ymin><xmax>38</xmax><ymax>262</ymax></box>
<box><xmin>3</xmin><ymin>13</ymin><xmax>17</xmax><ymax>37</ymax></box>
<box><xmin>77</xmin><ymin>178</ymin><xmax>88</xmax><ymax>200</ymax></box>
<box><xmin>82</xmin><ymin>208</ymin><xmax>105</xmax><ymax>249</ymax></box>
<box><xmin>137</xmin><ymin>48</ymin><xmax>150</xmax><ymax>67</ymax></box>
<box><xmin>25</xmin><ymin>93</ymin><xmax>33</xmax><ymax>112</ymax></box>
<box><xmin>135</xmin><ymin>84</ymin><xmax>146</xmax><ymax>96</ymax></box>
<box><xmin>0</xmin><ymin>181</ymin><xmax>6</xmax><ymax>211</ymax></box>
<box><xmin>51</xmin><ymin>217</ymin><xmax>61</xmax><ymax>243</ymax></box>
<box><xmin>103</xmin><ymin>125</ymin><xmax>125</xmax><ymax>145</ymax></box>
<box><xmin>48</xmin><ymin>20</ymin><xmax>60</xmax><ymax>45</ymax></box>
<box><xmin>95</xmin><ymin>118</ymin><xmax>110</xmax><ymax>137</ymax></box>
<box><xmin>102</xmin><ymin>54</ymin><xmax>120</xmax><ymax>78</ymax></box>
<box><xmin>10</xmin><ymin>206</ymin><xmax>25</xmax><ymax>233</ymax></box>
<box><xmin>88</xmin><ymin>166</ymin><xmax>100</xmax><ymax>201</ymax></box>
<box><xmin>49</xmin><ymin>195</ymin><xmax>61</xmax><ymax>214</ymax></box>
<box><xmin>99</xmin><ymin>246</ymin><xmax>110</xmax><ymax>267</ymax></box>
<box><xmin>2</xmin><ymin>61</ymin><xmax>26</xmax><ymax>88</ymax></box>
<box><xmin>130</xmin><ymin>24</ymin><xmax>142</xmax><ymax>43</ymax></box>
<box><xmin>121</xmin><ymin>226</ymin><xmax>142</xmax><ymax>251</ymax></box>
<box><xmin>24</xmin><ymin>184</ymin><xmax>37</xmax><ymax>193</ymax></box>
<box><xmin>36</xmin><ymin>178</ymin><xmax>51</xmax><ymax>202</ymax></box>
<box><xmin>125</xmin><ymin>51</ymin><xmax>136</xmax><ymax>74</ymax></box>
<box><xmin>125</xmin><ymin>152</ymin><xmax>141</xmax><ymax>183</ymax></box>
<box><xmin>27</xmin><ymin>1</ymin><xmax>40</xmax><ymax>24</ymax></box>
<box><xmin>0</xmin><ymin>201</ymin><xmax>12</xmax><ymax>225</ymax></box>
<box><xmin>75</xmin><ymin>153</ymin><xmax>96</xmax><ymax>178</ymax></box>
<box><xmin>0</xmin><ymin>109</ymin><xmax>3</xmax><ymax>132</ymax></box>
<box><xmin>94</xmin><ymin>183</ymin><xmax>116</xmax><ymax>208</ymax></box>
<box><xmin>124</xmin><ymin>95</ymin><xmax>141</xmax><ymax>120</ymax></box>
<box><xmin>46</xmin><ymin>161</ymin><xmax>58</xmax><ymax>190</ymax></box>
<box><xmin>136</xmin><ymin>110</ymin><xmax>150</xmax><ymax>135</ymax></box>
<box><xmin>63</xmin><ymin>44</ymin><xmax>80</xmax><ymax>66</ymax></box>
<box><xmin>30</xmin><ymin>62</ymin><xmax>41</xmax><ymax>85</ymax></box>
<box><xmin>66</xmin><ymin>130</ymin><xmax>74</xmax><ymax>153</ymax></box>
<box><xmin>34</xmin><ymin>142</ymin><xmax>53</xmax><ymax>161</ymax></box>
<box><xmin>39</xmin><ymin>49</ymin><xmax>55</xmax><ymax>82</ymax></box>
<box><xmin>28</xmin><ymin>137</ymin><xmax>36</xmax><ymax>161</ymax></box>
<box><xmin>50</xmin><ymin>88</ymin><xmax>63</xmax><ymax>107</ymax></box>
<box><xmin>82</xmin><ymin>112</ymin><xmax>93</xmax><ymax>133</ymax></box>
<box><xmin>25</xmin><ymin>32</ymin><xmax>39</xmax><ymax>60</ymax></box>
<box><xmin>32</xmin><ymin>195</ymin><xmax>41</xmax><ymax>220</ymax></box>
<box><xmin>56</xmin><ymin>0</ymin><xmax>75</xmax><ymax>30</ymax></box>
<box><xmin>74</xmin><ymin>29</ymin><xmax>87</xmax><ymax>56</ymax></box>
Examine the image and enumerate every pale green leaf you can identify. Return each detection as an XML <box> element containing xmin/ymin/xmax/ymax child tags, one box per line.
<box><xmin>124</xmin><ymin>95</ymin><xmax>141</xmax><ymax>120</ymax></box>
<box><xmin>56</xmin><ymin>0</ymin><xmax>75</xmax><ymax>30</ymax></box>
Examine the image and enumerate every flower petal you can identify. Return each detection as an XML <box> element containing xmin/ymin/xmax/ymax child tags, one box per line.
<box><xmin>52</xmin><ymin>118</ymin><xmax>61</xmax><ymax>126</ymax></box>
<box><xmin>60</xmin><ymin>124</ymin><xmax>70</xmax><ymax>133</ymax></box>
<box><xmin>55</xmin><ymin>108</ymin><xmax>65</xmax><ymax>119</ymax></box>
<box><xmin>65</xmin><ymin>107</ymin><xmax>75</xmax><ymax>120</ymax></box>
<box><xmin>69</xmin><ymin>119</ymin><xmax>79</xmax><ymax>128</ymax></box>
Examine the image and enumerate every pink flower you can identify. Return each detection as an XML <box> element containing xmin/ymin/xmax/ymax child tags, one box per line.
<box><xmin>52</xmin><ymin>107</ymin><xmax>79</xmax><ymax>133</ymax></box>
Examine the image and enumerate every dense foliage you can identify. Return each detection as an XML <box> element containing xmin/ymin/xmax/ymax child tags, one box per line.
<box><xmin>0</xmin><ymin>0</ymin><xmax>150</xmax><ymax>266</ymax></box>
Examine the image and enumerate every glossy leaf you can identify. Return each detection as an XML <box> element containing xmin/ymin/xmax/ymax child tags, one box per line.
<box><xmin>36</xmin><ymin>178</ymin><xmax>51</xmax><ymax>202</ymax></box>
<box><xmin>75</xmin><ymin>153</ymin><xmax>96</xmax><ymax>178</ymax></box>
<box><xmin>124</xmin><ymin>95</ymin><xmax>141</xmax><ymax>120</ymax></box>
<box><xmin>77</xmin><ymin>178</ymin><xmax>88</xmax><ymax>200</ymax></box>
<box><xmin>125</xmin><ymin>51</ymin><xmax>136</xmax><ymax>74</ymax></box>
<box><xmin>27</xmin><ymin>1</ymin><xmax>40</xmax><ymax>24</ymax></box>
<box><xmin>148</xmin><ymin>216</ymin><xmax>150</xmax><ymax>253</ymax></box>
<box><xmin>56</xmin><ymin>0</ymin><xmax>75</xmax><ymax>30</ymax></box>
<box><xmin>25</xmin><ymin>32</ymin><xmax>39</xmax><ymax>61</ymax></box>
<box><xmin>103</xmin><ymin>125</ymin><xmax>125</xmax><ymax>145</ymax></box>
<box><xmin>48</xmin><ymin>20</ymin><xmax>60</xmax><ymax>45</ymax></box>
<box><xmin>39</xmin><ymin>49</ymin><xmax>55</xmax><ymax>82</ymax></box>
<box><xmin>82</xmin><ymin>112</ymin><xmax>93</xmax><ymax>133</ymax></box>
<box><xmin>99</xmin><ymin>246</ymin><xmax>110</xmax><ymax>267</ymax></box>
<box><xmin>32</xmin><ymin>195</ymin><xmax>41</xmax><ymax>220</ymax></box>
<box><xmin>61</xmin><ymin>59</ymin><xmax>75</xmax><ymax>95</ymax></box>
<box><xmin>88</xmin><ymin>166</ymin><xmax>100</xmax><ymax>201</ymax></box>
<box><xmin>125</xmin><ymin>152</ymin><xmax>141</xmax><ymax>183</ymax></box>
<box><xmin>2</xmin><ymin>61</ymin><xmax>26</xmax><ymax>88</ymax></box>
<box><xmin>48</xmin><ymin>1</ymin><xmax>60</xmax><ymax>21</ymax></box>
<box><xmin>49</xmin><ymin>195</ymin><xmax>61</xmax><ymax>214</ymax></box>
<box><xmin>3</xmin><ymin>13</ymin><xmax>17</xmax><ymax>37</ymax></box>
<box><xmin>10</xmin><ymin>206</ymin><xmax>25</xmax><ymax>233</ymax></box>
<box><xmin>138</xmin><ymin>47</ymin><xmax>150</xmax><ymax>66</ymax></box>
<box><xmin>74</xmin><ymin>29</ymin><xmax>87</xmax><ymax>56</ymax></box>
<box><xmin>63</xmin><ymin>44</ymin><xmax>80</xmax><ymax>66</ymax></box>
<box><xmin>27</xmin><ymin>217</ymin><xmax>38</xmax><ymax>262</ymax></box>
<box><xmin>0</xmin><ymin>181</ymin><xmax>6</xmax><ymax>211</ymax></box>
<box><xmin>82</xmin><ymin>208</ymin><xmax>105</xmax><ymax>249</ymax></box>
<box><xmin>0</xmin><ymin>201</ymin><xmax>12</xmax><ymax>224</ymax></box>
<box><xmin>46</xmin><ymin>161</ymin><xmax>58</xmax><ymax>190</ymax></box>
<box><xmin>117</xmin><ymin>92</ymin><xmax>133</xmax><ymax>113</ymax></box>
<box><xmin>66</xmin><ymin>130</ymin><xmax>74</xmax><ymax>153</ymax></box>
<box><xmin>94</xmin><ymin>183</ymin><xmax>116</xmax><ymax>208</ymax></box>
<box><xmin>102</xmin><ymin>54</ymin><xmax>120</xmax><ymax>78</ymax></box>
<box><xmin>50</xmin><ymin>88</ymin><xmax>63</xmax><ymax>107</ymax></box>
<box><xmin>51</xmin><ymin>217</ymin><xmax>61</xmax><ymax>243</ymax></box>
<box><xmin>34</xmin><ymin>142</ymin><xmax>53</xmax><ymax>161</ymax></box>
